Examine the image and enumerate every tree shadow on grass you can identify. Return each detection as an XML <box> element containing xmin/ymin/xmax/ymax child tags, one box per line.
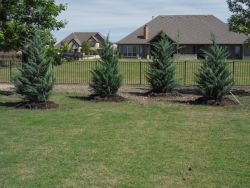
<box><xmin>0</xmin><ymin>101</ymin><xmax>22</xmax><ymax>108</ymax></box>
<box><xmin>0</xmin><ymin>90</ymin><xmax>15</xmax><ymax>96</ymax></box>
<box><xmin>68</xmin><ymin>95</ymin><xmax>126</xmax><ymax>102</ymax></box>
<box><xmin>125</xmin><ymin>91</ymin><xmax>147</xmax><ymax>97</ymax></box>
<box><xmin>68</xmin><ymin>96</ymin><xmax>90</xmax><ymax>101</ymax></box>
<box><xmin>0</xmin><ymin>100</ymin><xmax>58</xmax><ymax>109</ymax></box>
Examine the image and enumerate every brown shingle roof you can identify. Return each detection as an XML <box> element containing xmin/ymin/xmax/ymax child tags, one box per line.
<box><xmin>117</xmin><ymin>15</ymin><xmax>247</xmax><ymax>45</ymax></box>
<box><xmin>55</xmin><ymin>32</ymin><xmax>104</xmax><ymax>48</ymax></box>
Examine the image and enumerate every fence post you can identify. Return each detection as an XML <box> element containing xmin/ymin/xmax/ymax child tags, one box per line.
<box><xmin>139</xmin><ymin>61</ymin><xmax>142</xmax><ymax>85</ymax></box>
<box><xmin>232</xmin><ymin>61</ymin><xmax>235</xmax><ymax>83</ymax></box>
<box><xmin>184</xmin><ymin>61</ymin><xmax>187</xmax><ymax>86</ymax></box>
<box><xmin>9</xmin><ymin>59</ymin><xmax>12</xmax><ymax>81</ymax></box>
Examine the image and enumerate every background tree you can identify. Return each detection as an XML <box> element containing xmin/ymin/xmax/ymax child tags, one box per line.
<box><xmin>196</xmin><ymin>35</ymin><xmax>234</xmax><ymax>102</ymax></box>
<box><xmin>227</xmin><ymin>0</ymin><xmax>250</xmax><ymax>42</ymax></box>
<box><xmin>81</xmin><ymin>40</ymin><xmax>92</xmax><ymax>55</ymax></box>
<box><xmin>46</xmin><ymin>42</ymin><xmax>70</xmax><ymax>66</ymax></box>
<box><xmin>147</xmin><ymin>32</ymin><xmax>177</xmax><ymax>93</ymax></box>
<box><xmin>174</xmin><ymin>30</ymin><xmax>185</xmax><ymax>56</ymax></box>
<box><xmin>60</xmin><ymin>42</ymin><xmax>70</xmax><ymax>53</ymax></box>
<box><xmin>12</xmin><ymin>32</ymin><xmax>55</xmax><ymax>103</ymax></box>
<box><xmin>90</xmin><ymin>37</ymin><xmax>122</xmax><ymax>98</ymax></box>
<box><xmin>0</xmin><ymin>0</ymin><xmax>66</xmax><ymax>51</ymax></box>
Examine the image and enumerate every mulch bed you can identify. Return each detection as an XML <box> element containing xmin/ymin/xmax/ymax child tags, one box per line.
<box><xmin>190</xmin><ymin>97</ymin><xmax>238</xmax><ymax>106</ymax></box>
<box><xmin>131</xmin><ymin>90</ymin><xmax>239</xmax><ymax>106</ymax></box>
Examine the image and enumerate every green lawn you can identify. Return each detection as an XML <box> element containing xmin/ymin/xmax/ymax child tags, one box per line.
<box><xmin>0</xmin><ymin>60</ymin><xmax>250</xmax><ymax>85</ymax></box>
<box><xmin>0</xmin><ymin>92</ymin><xmax>250</xmax><ymax>187</ymax></box>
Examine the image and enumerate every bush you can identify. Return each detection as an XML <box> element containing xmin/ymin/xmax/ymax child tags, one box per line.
<box><xmin>147</xmin><ymin>33</ymin><xmax>177</xmax><ymax>93</ymax></box>
<box><xmin>12</xmin><ymin>33</ymin><xmax>55</xmax><ymax>103</ymax></box>
<box><xmin>196</xmin><ymin>34</ymin><xmax>234</xmax><ymax>101</ymax></box>
<box><xmin>90</xmin><ymin>37</ymin><xmax>122</xmax><ymax>97</ymax></box>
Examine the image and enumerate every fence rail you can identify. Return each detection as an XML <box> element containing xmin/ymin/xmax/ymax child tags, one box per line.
<box><xmin>0</xmin><ymin>59</ymin><xmax>250</xmax><ymax>86</ymax></box>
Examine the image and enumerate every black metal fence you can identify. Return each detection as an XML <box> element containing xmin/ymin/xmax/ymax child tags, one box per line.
<box><xmin>0</xmin><ymin>59</ymin><xmax>250</xmax><ymax>86</ymax></box>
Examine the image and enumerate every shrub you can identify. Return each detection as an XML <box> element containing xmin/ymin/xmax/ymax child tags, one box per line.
<box><xmin>147</xmin><ymin>33</ymin><xmax>177</xmax><ymax>93</ymax></box>
<box><xmin>12</xmin><ymin>33</ymin><xmax>55</xmax><ymax>103</ymax></box>
<box><xmin>90</xmin><ymin>37</ymin><xmax>122</xmax><ymax>97</ymax></box>
<box><xmin>196</xmin><ymin>34</ymin><xmax>234</xmax><ymax>102</ymax></box>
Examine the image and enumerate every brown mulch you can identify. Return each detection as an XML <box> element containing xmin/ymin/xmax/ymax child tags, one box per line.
<box><xmin>1</xmin><ymin>84</ymin><xmax>249</xmax><ymax>106</ymax></box>
<box><xmin>121</xmin><ymin>88</ymin><xmax>200</xmax><ymax>104</ymax></box>
<box><xmin>190</xmin><ymin>97</ymin><xmax>238</xmax><ymax>106</ymax></box>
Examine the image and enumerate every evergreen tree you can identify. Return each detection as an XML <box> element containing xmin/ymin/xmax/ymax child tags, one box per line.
<box><xmin>196</xmin><ymin>35</ymin><xmax>234</xmax><ymax>102</ymax></box>
<box><xmin>147</xmin><ymin>33</ymin><xmax>177</xmax><ymax>93</ymax></box>
<box><xmin>12</xmin><ymin>33</ymin><xmax>55</xmax><ymax>103</ymax></box>
<box><xmin>90</xmin><ymin>37</ymin><xmax>122</xmax><ymax>97</ymax></box>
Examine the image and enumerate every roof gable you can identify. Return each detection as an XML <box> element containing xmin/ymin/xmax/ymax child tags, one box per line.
<box><xmin>56</xmin><ymin>32</ymin><xmax>105</xmax><ymax>48</ymax></box>
<box><xmin>118</xmin><ymin>15</ymin><xmax>247</xmax><ymax>45</ymax></box>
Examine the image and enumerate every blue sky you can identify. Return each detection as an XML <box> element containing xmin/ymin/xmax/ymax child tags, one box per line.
<box><xmin>53</xmin><ymin>0</ymin><xmax>231</xmax><ymax>43</ymax></box>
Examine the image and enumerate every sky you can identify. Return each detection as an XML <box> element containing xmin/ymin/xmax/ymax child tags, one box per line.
<box><xmin>53</xmin><ymin>0</ymin><xmax>231</xmax><ymax>43</ymax></box>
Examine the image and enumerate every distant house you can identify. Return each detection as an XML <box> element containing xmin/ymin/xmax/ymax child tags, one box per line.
<box><xmin>117</xmin><ymin>15</ymin><xmax>250</xmax><ymax>60</ymax></box>
<box><xmin>0</xmin><ymin>51</ymin><xmax>22</xmax><ymax>58</ymax></box>
<box><xmin>55</xmin><ymin>32</ymin><xmax>105</xmax><ymax>53</ymax></box>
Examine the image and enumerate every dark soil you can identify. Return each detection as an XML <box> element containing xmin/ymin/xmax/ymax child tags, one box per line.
<box><xmin>231</xmin><ymin>88</ymin><xmax>250</xmax><ymax>96</ymax></box>
<box><xmin>190</xmin><ymin>97</ymin><xmax>238</xmax><ymax>106</ymax></box>
<box><xmin>16</xmin><ymin>101</ymin><xmax>59</xmax><ymax>109</ymax></box>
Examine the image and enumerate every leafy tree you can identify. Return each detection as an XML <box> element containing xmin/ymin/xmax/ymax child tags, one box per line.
<box><xmin>60</xmin><ymin>42</ymin><xmax>70</xmax><ymax>53</ymax></box>
<box><xmin>90</xmin><ymin>37</ymin><xmax>122</xmax><ymax>97</ymax></box>
<box><xmin>12</xmin><ymin>32</ymin><xmax>55</xmax><ymax>103</ymax></box>
<box><xmin>147</xmin><ymin>33</ymin><xmax>177</xmax><ymax>93</ymax></box>
<box><xmin>196</xmin><ymin>35</ymin><xmax>234</xmax><ymax>102</ymax></box>
<box><xmin>46</xmin><ymin>46</ymin><xmax>62</xmax><ymax>66</ymax></box>
<box><xmin>227</xmin><ymin>0</ymin><xmax>250</xmax><ymax>42</ymax></box>
<box><xmin>81</xmin><ymin>40</ymin><xmax>92</xmax><ymax>55</ymax></box>
<box><xmin>0</xmin><ymin>0</ymin><xmax>66</xmax><ymax>51</ymax></box>
<box><xmin>46</xmin><ymin>42</ymin><xmax>71</xmax><ymax>66</ymax></box>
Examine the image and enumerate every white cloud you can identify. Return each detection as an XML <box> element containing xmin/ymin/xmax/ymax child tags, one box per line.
<box><xmin>53</xmin><ymin>0</ymin><xmax>231</xmax><ymax>42</ymax></box>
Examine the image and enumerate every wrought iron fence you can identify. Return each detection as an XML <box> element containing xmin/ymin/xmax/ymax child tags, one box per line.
<box><xmin>0</xmin><ymin>59</ymin><xmax>250</xmax><ymax>86</ymax></box>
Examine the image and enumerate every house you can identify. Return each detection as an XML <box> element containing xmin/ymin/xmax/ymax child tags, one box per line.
<box><xmin>55</xmin><ymin>32</ymin><xmax>105</xmax><ymax>53</ymax></box>
<box><xmin>117</xmin><ymin>15</ymin><xmax>250</xmax><ymax>60</ymax></box>
<box><xmin>0</xmin><ymin>51</ymin><xmax>22</xmax><ymax>58</ymax></box>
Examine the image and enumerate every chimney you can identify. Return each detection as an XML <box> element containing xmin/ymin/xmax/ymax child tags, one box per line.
<box><xmin>144</xmin><ymin>25</ymin><xmax>149</xmax><ymax>40</ymax></box>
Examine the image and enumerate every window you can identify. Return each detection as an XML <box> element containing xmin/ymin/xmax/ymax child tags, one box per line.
<box><xmin>235</xmin><ymin>46</ymin><xmax>241</xmax><ymax>56</ymax></box>
<box><xmin>122</xmin><ymin>45</ymin><xmax>137</xmax><ymax>57</ymax></box>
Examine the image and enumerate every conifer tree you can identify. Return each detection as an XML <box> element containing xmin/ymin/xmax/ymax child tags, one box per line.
<box><xmin>196</xmin><ymin>35</ymin><xmax>234</xmax><ymax>102</ymax></box>
<box><xmin>90</xmin><ymin>37</ymin><xmax>122</xmax><ymax>97</ymax></box>
<box><xmin>12</xmin><ymin>33</ymin><xmax>55</xmax><ymax>103</ymax></box>
<box><xmin>147</xmin><ymin>33</ymin><xmax>177</xmax><ymax>93</ymax></box>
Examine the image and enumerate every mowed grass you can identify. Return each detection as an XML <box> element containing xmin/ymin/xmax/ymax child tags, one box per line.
<box><xmin>0</xmin><ymin>93</ymin><xmax>250</xmax><ymax>187</ymax></box>
<box><xmin>0</xmin><ymin>60</ymin><xmax>250</xmax><ymax>85</ymax></box>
